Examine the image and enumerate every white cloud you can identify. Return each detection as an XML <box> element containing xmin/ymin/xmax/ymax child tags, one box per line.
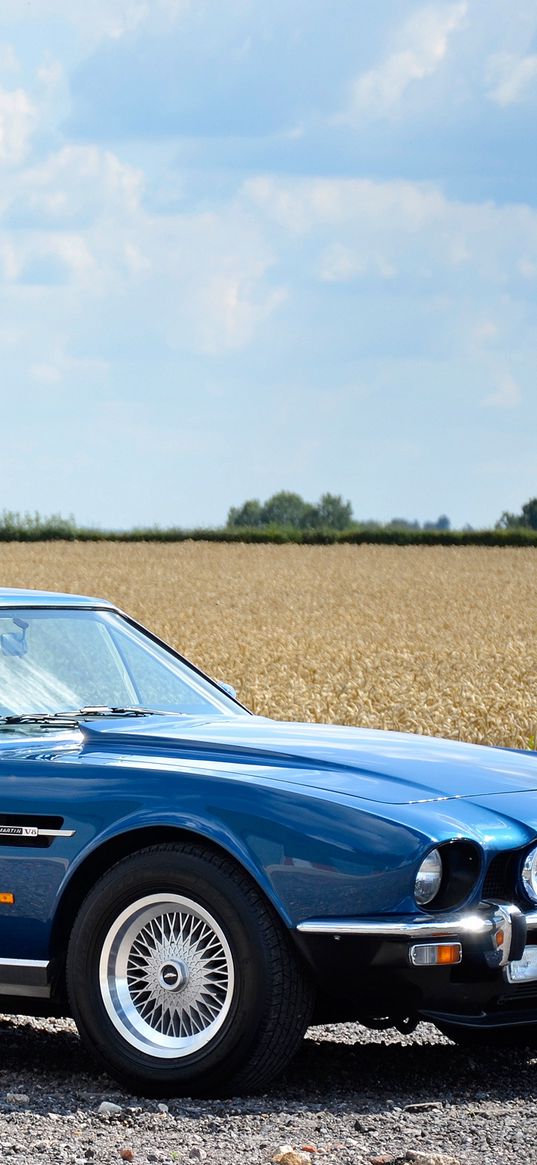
<box><xmin>518</xmin><ymin>257</ymin><xmax>537</xmax><ymax>279</ymax></box>
<box><xmin>0</xmin><ymin>86</ymin><xmax>35</xmax><ymax>164</ymax></box>
<box><xmin>0</xmin><ymin>231</ymin><xmax>96</xmax><ymax>286</ymax></box>
<box><xmin>1</xmin><ymin>138</ymin><xmax>536</xmax><ymax>367</ymax></box>
<box><xmin>49</xmin><ymin>235</ymin><xmax>95</xmax><ymax>275</ymax></box>
<box><xmin>487</xmin><ymin>52</ymin><xmax>537</xmax><ymax>106</ymax></box>
<box><xmin>0</xmin><ymin>144</ymin><xmax>146</xmax><ymax>289</ymax></box>
<box><xmin>30</xmin><ymin>361</ymin><xmax>62</xmax><ymax>384</ymax></box>
<box><xmin>319</xmin><ymin>243</ymin><xmax>396</xmax><ymax>282</ymax></box>
<box><xmin>30</xmin><ymin>347</ymin><xmax>109</xmax><ymax>385</ymax></box>
<box><xmin>36</xmin><ymin>59</ymin><xmax>64</xmax><ymax>89</ymax></box>
<box><xmin>150</xmin><ymin>209</ymin><xmax>287</xmax><ymax>353</ymax></box>
<box><xmin>0</xmin><ymin>134</ymin><xmax>285</xmax><ymax>350</ymax></box>
<box><xmin>0</xmin><ymin>44</ymin><xmax>19</xmax><ymax>75</ymax></box>
<box><xmin>0</xmin><ymin>0</ymin><xmax>191</xmax><ymax>43</ymax></box>
<box><xmin>245</xmin><ymin>175</ymin><xmax>447</xmax><ymax>235</ymax></box>
<box><xmin>482</xmin><ymin>373</ymin><xmax>522</xmax><ymax>408</ymax></box>
<box><xmin>474</xmin><ymin>320</ymin><xmax>498</xmax><ymax>343</ymax></box>
<box><xmin>177</xmin><ymin>272</ymin><xmax>286</xmax><ymax>354</ymax></box>
<box><xmin>0</xmin><ymin>238</ymin><xmax>19</xmax><ymax>280</ymax></box>
<box><xmin>12</xmin><ymin>145</ymin><xmax>144</xmax><ymax>223</ymax></box>
<box><xmin>339</xmin><ymin>1</ymin><xmax>467</xmax><ymax>120</ymax></box>
<box><xmin>243</xmin><ymin>175</ymin><xmax>537</xmax><ymax>291</ymax></box>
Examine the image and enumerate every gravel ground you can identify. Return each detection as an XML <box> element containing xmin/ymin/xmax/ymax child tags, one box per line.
<box><xmin>0</xmin><ymin>1016</ymin><xmax>536</xmax><ymax>1165</ymax></box>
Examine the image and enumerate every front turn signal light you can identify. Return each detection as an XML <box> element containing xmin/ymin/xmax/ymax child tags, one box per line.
<box><xmin>410</xmin><ymin>942</ymin><xmax>462</xmax><ymax>966</ymax></box>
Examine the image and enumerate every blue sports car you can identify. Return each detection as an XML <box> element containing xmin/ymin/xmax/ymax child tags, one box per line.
<box><xmin>1</xmin><ymin>587</ymin><xmax>537</xmax><ymax>1095</ymax></box>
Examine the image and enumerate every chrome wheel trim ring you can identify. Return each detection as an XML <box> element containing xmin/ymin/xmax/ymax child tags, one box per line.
<box><xmin>99</xmin><ymin>893</ymin><xmax>235</xmax><ymax>1059</ymax></box>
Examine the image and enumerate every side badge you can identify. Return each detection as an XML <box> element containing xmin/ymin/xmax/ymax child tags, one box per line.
<box><xmin>0</xmin><ymin>825</ymin><xmax>75</xmax><ymax>839</ymax></box>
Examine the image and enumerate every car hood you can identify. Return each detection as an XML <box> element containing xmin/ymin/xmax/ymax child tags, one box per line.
<box><xmin>81</xmin><ymin>714</ymin><xmax>537</xmax><ymax>806</ymax></box>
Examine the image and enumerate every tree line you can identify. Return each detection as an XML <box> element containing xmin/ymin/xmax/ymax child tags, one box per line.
<box><xmin>1</xmin><ymin>496</ymin><xmax>537</xmax><ymax>540</ymax></box>
<box><xmin>227</xmin><ymin>492</ymin><xmax>451</xmax><ymax>532</ymax></box>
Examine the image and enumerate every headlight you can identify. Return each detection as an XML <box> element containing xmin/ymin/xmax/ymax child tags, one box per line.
<box><xmin>522</xmin><ymin>845</ymin><xmax>537</xmax><ymax>902</ymax></box>
<box><xmin>415</xmin><ymin>848</ymin><xmax>443</xmax><ymax>906</ymax></box>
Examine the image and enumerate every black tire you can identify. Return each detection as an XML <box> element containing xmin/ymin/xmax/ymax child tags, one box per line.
<box><xmin>435</xmin><ymin>1021</ymin><xmax>537</xmax><ymax>1049</ymax></box>
<box><xmin>66</xmin><ymin>843</ymin><xmax>314</xmax><ymax>1096</ymax></box>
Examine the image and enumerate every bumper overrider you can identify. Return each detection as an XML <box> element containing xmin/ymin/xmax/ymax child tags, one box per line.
<box><xmin>295</xmin><ymin>901</ymin><xmax>537</xmax><ymax>1030</ymax></box>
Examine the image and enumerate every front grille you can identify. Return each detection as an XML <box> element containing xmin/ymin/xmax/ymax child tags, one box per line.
<box><xmin>498</xmin><ymin>984</ymin><xmax>537</xmax><ymax>1004</ymax></box>
<box><xmin>482</xmin><ymin>852</ymin><xmax>519</xmax><ymax>901</ymax></box>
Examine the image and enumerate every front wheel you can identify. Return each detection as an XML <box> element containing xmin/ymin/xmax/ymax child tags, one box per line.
<box><xmin>66</xmin><ymin>843</ymin><xmax>314</xmax><ymax>1095</ymax></box>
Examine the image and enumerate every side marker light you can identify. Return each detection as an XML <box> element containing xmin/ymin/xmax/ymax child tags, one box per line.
<box><xmin>0</xmin><ymin>892</ymin><xmax>14</xmax><ymax>904</ymax></box>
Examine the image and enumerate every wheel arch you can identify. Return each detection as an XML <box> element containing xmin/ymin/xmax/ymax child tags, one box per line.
<box><xmin>50</xmin><ymin>824</ymin><xmax>293</xmax><ymax>995</ymax></box>
<box><xmin>64</xmin><ymin>832</ymin><xmax>316</xmax><ymax>1094</ymax></box>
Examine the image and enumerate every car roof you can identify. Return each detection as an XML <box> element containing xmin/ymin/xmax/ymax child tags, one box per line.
<box><xmin>0</xmin><ymin>587</ymin><xmax>114</xmax><ymax>608</ymax></box>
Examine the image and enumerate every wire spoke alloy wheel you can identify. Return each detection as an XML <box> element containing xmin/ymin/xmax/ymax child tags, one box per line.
<box><xmin>99</xmin><ymin>894</ymin><xmax>235</xmax><ymax>1059</ymax></box>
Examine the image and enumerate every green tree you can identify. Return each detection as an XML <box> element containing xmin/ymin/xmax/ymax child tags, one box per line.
<box><xmin>496</xmin><ymin>498</ymin><xmax>537</xmax><ymax>530</ymax></box>
<box><xmin>496</xmin><ymin>511</ymin><xmax>521</xmax><ymax>529</ymax></box>
<box><xmin>424</xmin><ymin>514</ymin><xmax>451</xmax><ymax>531</ymax></box>
<box><xmin>227</xmin><ymin>499</ymin><xmax>263</xmax><ymax>527</ymax></box>
<box><xmin>521</xmin><ymin>498</ymin><xmax>537</xmax><ymax>529</ymax></box>
<box><xmin>315</xmin><ymin>493</ymin><xmax>354</xmax><ymax>530</ymax></box>
<box><xmin>260</xmin><ymin>491</ymin><xmax>308</xmax><ymax>527</ymax></box>
<box><xmin>387</xmin><ymin>517</ymin><xmax>420</xmax><ymax>530</ymax></box>
<box><xmin>227</xmin><ymin>490</ymin><xmax>355</xmax><ymax>530</ymax></box>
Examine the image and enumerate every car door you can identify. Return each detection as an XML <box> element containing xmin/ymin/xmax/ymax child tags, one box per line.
<box><xmin>0</xmin><ymin>737</ymin><xmax>84</xmax><ymax>968</ymax></box>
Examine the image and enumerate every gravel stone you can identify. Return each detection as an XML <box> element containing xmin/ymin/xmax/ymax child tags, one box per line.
<box><xmin>405</xmin><ymin>1154</ymin><xmax>461</xmax><ymax>1164</ymax></box>
<box><xmin>403</xmin><ymin>1103</ymin><xmax>443</xmax><ymax>1114</ymax></box>
<box><xmin>1</xmin><ymin>1014</ymin><xmax>536</xmax><ymax>1164</ymax></box>
<box><xmin>98</xmin><ymin>1101</ymin><xmax>124</xmax><ymax>1116</ymax></box>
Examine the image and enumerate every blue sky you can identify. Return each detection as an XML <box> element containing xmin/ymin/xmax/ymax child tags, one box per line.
<box><xmin>1</xmin><ymin>0</ymin><xmax>536</xmax><ymax>529</ymax></box>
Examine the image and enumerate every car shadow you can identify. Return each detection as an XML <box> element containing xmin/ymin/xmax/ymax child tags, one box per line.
<box><xmin>0</xmin><ymin>1016</ymin><xmax>534</xmax><ymax>1111</ymax></box>
<box><xmin>280</xmin><ymin>1027</ymin><xmax>536</xmax><ymax>1109</ymax></box>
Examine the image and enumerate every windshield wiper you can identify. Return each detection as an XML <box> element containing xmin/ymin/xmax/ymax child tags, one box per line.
<box><xmin>0</xmin><ymin>707</ymin><xmax>173</xmax><ymax>727</ymax></box>
<box><xmin>0</xmin><ymin>713</ymin><xmax>82</xmax><ymax>728</ymax></box>
<box><xmin>75</xmin><ymin>706</ymin><xmax>169</xmax><ymax>718</ymax></box>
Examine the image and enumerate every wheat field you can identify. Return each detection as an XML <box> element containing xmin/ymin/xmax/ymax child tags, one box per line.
<box><xmin>1</xmin><ymin>541</ymin><xmax>536</xmax><ymax>748</ymax></box>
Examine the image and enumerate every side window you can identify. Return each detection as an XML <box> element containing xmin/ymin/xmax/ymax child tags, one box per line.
<box><xmin>111</xmin><ymin>628</ymin><xmax>218</xmax><ymax>714</ymax></box>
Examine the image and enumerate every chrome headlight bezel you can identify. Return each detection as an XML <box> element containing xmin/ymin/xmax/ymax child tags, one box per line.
<box><xmin>415</xmin><ymin>848</ymin><xmax>443</xmax><ymax>907</ymax></box>
<box><xmin>522</xmin><ymin>845</ymin><xmax>537</xmax><ymax>903</ymax></box>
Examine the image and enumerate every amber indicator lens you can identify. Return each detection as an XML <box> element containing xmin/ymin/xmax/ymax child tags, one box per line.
<box><xmin>0</xmin><ymin>892</ymin><xmax>14</xmax><ymax>904</ymax></box>
<box><xmin>437</xmin><ymin>943</ymin><xmax>462</xmax><ymax>964</ymax></box>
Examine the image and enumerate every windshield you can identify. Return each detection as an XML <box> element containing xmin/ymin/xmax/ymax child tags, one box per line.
<box><xmin>0</xmin><ymin>607</ymin><xmax>243</xmax><ymax>720</ymax></box>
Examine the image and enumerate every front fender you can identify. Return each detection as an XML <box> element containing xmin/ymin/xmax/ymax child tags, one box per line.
<box><xmin>52</xmin><ymin>767</ymin><xmax>438</xmax><ymax>929</ymax></box>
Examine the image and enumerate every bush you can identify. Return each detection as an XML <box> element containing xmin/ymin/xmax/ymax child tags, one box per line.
<box><xmin>1</xmin><ymin>511</ymin><xmax>537</xmax><ymax>546</ymax></box>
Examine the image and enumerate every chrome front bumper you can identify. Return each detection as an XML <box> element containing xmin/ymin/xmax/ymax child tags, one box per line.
<box><xmin>297</xmin><ymin>902</ymin><xmax>537</xmax><ymax>967</ymax></box>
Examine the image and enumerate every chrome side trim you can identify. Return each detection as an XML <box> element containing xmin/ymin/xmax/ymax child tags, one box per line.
<box><xmin>0</xmin><ymin>958</ymin><xmax>48</xmax><ymax>966</ymax></box>
<box><xmin>0</xmin><ymin>958</ymin><xmax>51</xmax><ymax>998</ymax></box>
<box><xmin>38</xmin><ymin>829</ymin><xmax>75</xmax><ymax>838</ymax></box>
<box><xmin>525</xmin><ymin>910</ymin><xmax>537</xmax><ymax>930</ymax></box>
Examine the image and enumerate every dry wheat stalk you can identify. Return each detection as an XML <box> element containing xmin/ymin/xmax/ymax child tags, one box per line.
<box><xmin>1</xmin><ymin>542</ymin><xmax>535</xmax><ymax>749</ymax></box>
